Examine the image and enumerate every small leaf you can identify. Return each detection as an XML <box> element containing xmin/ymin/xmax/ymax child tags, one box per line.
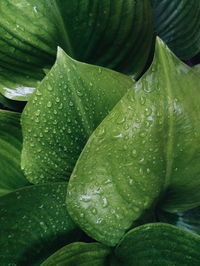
<box><xmin>158</xmin><ymin>207</ymin><xmax>200</xmax><ymax>236</ymax></box>
<box><xmin>21</xmin><ymin>48</ymin><xmax>134</xmax><ymax>184</ymax></box>
<box><xmin>67</xmin><ymin>37</ymin><xmax>200</xmax><ymax>246</ymax></box>
<box><xmin>0</xmin><ymin>182</ymin><xmax>82</xmax><ymax>265</ymax></box>
<box><xmin>151</xmin><ymin>0</ymin><xmax>200</xmax><ymax>59</ymax></box>
<box><xmin>0</xmin><ymin>110</ymin><xmax>30</xmax><ymax>195</ymax></box>
<box><xmin>115</xmin><ymin>223</ymin><xmax>200</xmax><ymax>265</ymax></box>
<box><xmin>41</xmin><ymin>242</ymin><xmax>111</xmax><ymax>266</ymax></box>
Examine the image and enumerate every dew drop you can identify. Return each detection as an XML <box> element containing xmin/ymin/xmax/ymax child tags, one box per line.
<box><xmin>47</xmin><ymin>101</ymin><xmax>52</xmax><ymax>108</ymax></box>
<box><xmin>132</xmin><ymin>149</ymin><xmax>137</xmax><ymax>157</ymax></box>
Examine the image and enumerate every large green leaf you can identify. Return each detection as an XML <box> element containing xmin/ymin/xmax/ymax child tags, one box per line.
<box><xmin>115</xmin><ymin>223</ymin><xmax>200</xmax><ymax>265</ymax></box>
<box><xmin>158</xmin><ymin>207</ymin><xmax>200</xmax><ymax>236</ymax></box>
<box><xmin>0</xmin><ymin>0</ymin><xmax>153</xmax><ymax>99</ymax></box>
<box><xmin>151</xmin><ymin>0</ymin><xmax>200</xmax><ymax>59</ymax></box>
<box><xmin>66</xmin><ymin>37</ymin><xmax>200</xmax><ymax>246</ymax></box>
<box><xmin>21</xmin><ymin>48</ymin><xmax>134</xmax><ymax>184</ymax></box>
<box><xmin>0</xmin><ymin>182</ymin><xmax>82</xmax><ymax>265</ymax></box>
<box><xmin>41</xmin><ymin>242</ymin><xmax>111</xmax><ymax>266</ymax></box>
<box><xmin>0</xmin><ymin>110</ymin><xmax>29</xmax><ymax>195</ymax></box>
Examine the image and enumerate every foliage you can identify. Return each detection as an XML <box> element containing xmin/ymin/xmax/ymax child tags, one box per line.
<box><xmin>0</xmin><ymin>0</ymin><xmax>200</xmax><ymax>265</ymax></box>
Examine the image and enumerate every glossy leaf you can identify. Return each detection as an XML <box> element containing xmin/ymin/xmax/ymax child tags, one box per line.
<box><xmin>21</xmin><ymin>48</ymin><xmax>134</xmax><ymax>184</ymax></box>
<box><xmin>67</xmin><ymin>37</ymin><xmax>200</xmax><ymax>246</ymax></box>
<box><xmin>0</xmin><ymin>110</ymin><xmax>29</xmax><ymax>196</ymax></box>
<box><xmin>0</xmin><ymin>0</ymin><xmax>153</xmax><ymax>99</ymax></box>
<box><xmin>0</xmin><ymin>182</ymin><xmax>82</xmax><ymax>265</ymax></box>
<box><xmin>151</xmin><ymin>0</ymin><xmax>200</xmax><ymax>59</ymax></box>
<box><xmin>158</xmin><ymin>207</ymin><xmax>200</xmax><ymax>235</ymax></box>
<box><xmin>115</xmin><ymin>223</ymin><xmax>200</xmax><ymax>265</ymax></box>
<box><xmin>0</xmin><ymin>94</ymin><xmax>26</xmax><ymax>111</ymax></box>
<box><xmin>41</xmin><ymin>242</ymin><xmax>111</xmax><ymax>266</ymax></box>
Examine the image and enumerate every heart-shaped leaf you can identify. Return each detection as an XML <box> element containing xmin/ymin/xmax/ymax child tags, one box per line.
<box><xmin>66</xmin><ymin>37</ymin><xmax>200</xmax><ymax>246</ymax></box>
<box><xmin>0</xmin><ymin>0</ymin><xmax>153</xmax><ymax>99</ymax></box>
<box><xmin>0</xmin><ymin>110</ymin><xmax>30</xmax><ymax>196</ymax></box>
<box><xmin>158</xmin><ymin>207</ymin><xmax>200</xmax><ymax>236</ymax></box>
<box><xmin>151</xmin><ymin>0</ymin><xmax>200</xmax><ymax>59</ymax></box>
<box><xmin>21</xmin><ymin>48</ymin><xmax>134</xmax><ymax>184</ymax></box>
<box><xmin>115</xmin><ymin>223</ymin><xmax>200</xmax><ymax>265</ymax></box>
<box><xmin>0</xmin><ymin>182</ymin><xmax>82</xmax><ymax>265</ymax></box>
<box><xmin>41</xmin><ymin>242</ymin><xmax>111</xmax><ymax>266</ymax></box>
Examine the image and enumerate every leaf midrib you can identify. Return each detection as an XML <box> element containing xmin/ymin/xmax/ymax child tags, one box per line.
<box><xmin>159</xmin><ymin>46</ymin><xmax>174</xmax><ymax>189</ymax></box>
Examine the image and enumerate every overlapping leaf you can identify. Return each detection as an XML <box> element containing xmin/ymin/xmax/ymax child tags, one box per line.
<box><xmin>21</xmin><ymin>48</ymin><xmax>134</xmax><ymax>184</ymax></box>
<box><xmin>66</xmin><ymin>38</ymin><xmax>200</xmax><ymax>246</ymax></box>
<box><xmin>158</xmin><ymin>207</ymin><xmax>200</xmax><ymax>236</ymax></box>
<box><xmin>41</xmin><ymin>242</ymin><xmax>111</xmax><ymax>266</ymax></box>
<box><xmin>0</xmin><ymin>94</ymin><xmax>26</xmax><ymax>111</ymax></box>
<box><xmin>0</xmin><ymin>182</ymin><xmax>82</xmax><ymax>265</ymax></box>
<box><xmin>0</xmin><ymin>0</ymin><xmax>153</xmax><ymax>99</ymax></box>
<box><xmin>115</xmin><ymin>223</ymin><xmax>200</xmax><ymax>265</ymax></box>
<box><xmin>0</xmin><ymin>110</ymin><xmax>29</xmax><ymax>195</ymax></box>
<box><xmin>151</xmin><ymin>0</ymin><xmax>200</xmax><ymax>59</ymax></box>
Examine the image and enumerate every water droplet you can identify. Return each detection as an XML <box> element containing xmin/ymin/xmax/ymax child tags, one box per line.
<box><xmin>36</xmin><ymin>90</ymin><xmax>42</xmax><ymax>96</ymax></box>
<box><xmin>117</xmin><ymin>116</ymin><xmax>126</xmax><ymax>125</ymax></box>
<box><xmin>35</xmin><ymin>110</ymin><xmax>40</xmax><ymax>116</ymax></box>
<box><xmin>102</xmin><ymin>197</ymin><xmax>108</xmax><ymax>207</ymax></box>
<box><xmin>96</xmin><ymin>127</ymin><xmax>105</xmax><ymax>137</ymax></box>
<box><xmin>140</xmin><ymin>96</ymin><xmax>146</xmax><ymax>105</ymax></box>
<box><xmin>56</xmin><ymin>97</ymin><xmax>60</xmax><ymax>103</ymax></box>
<box><xmin>47</xmin><ymin>101</ymin><xmax>52</xmax><ymax>108</ymax></box>
<box><xmin>132</xmin><ymin>149</ymin><xmax>137</xmax><ymax>157</ymax></box>
<box><xmin>77</xmin><ymin>90</ymin><xmax>83</xmax><ymax>97</ymax></box>
<box><xmin>92</xmin><ymin>208</ymin><xmax>97</xmax><ymax>214</ymax></box>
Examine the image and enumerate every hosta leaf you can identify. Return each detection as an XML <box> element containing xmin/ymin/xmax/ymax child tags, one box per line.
<box><xmin>0</xmin><ymin>182</ymin><xmax>82</xmax><ymax>265</ymax></box>
<box><xmin>151</xmin><ymin>0</ymin><xmax>200</xmax><ymax>59</ymax></box>
<box><xmin>158</xmin><ymin>207</ymin><xmax>200</xmax><ymax>235</ymax></box>
<box><xmin>0</xmin><ymin>94</ymin><xmax>26</xmax><ymax>111</ymax></box>
<box><xmin>115</xmin><ymin>223</ymin><xmax>200</xmax><ymax>265</ymax></box>
<box><xmin>0</xmin><ymin>67</ymin><xmax>43</xmax><ymax>101</ymax></box>
<box><xmin>66</xmin><ymin>37</ymin><xmax>200</xmax><ymax>246</ymax></box>
<box><xmin>21</xmin><ymin>48</ymin><xmax>134</xmax><ymax>184</ymax></box>
<box><xmin>0</xmin><ymin>110</ymin><xmax>29</xmax><ymax>196</ymax></box>
<box><xmin>41</xmin><ymin>242</ymin><xmax>111</xmax><ymax>266</ymax></box>
<box><xmin>0</xmin><ymin>0</ymin><xmax>152</xmax><ymax>98</ymax></box>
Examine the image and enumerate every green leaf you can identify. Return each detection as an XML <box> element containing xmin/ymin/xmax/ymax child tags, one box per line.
<box><xmin>158</xmin><ymin>207</ymin><xmax>200</xmax><ymax>236</ymax></box>
<box><xmin>66</xmin><ymin>37</ymin><xmax>200</xmax><ymax>246</ymax></box>
<box><xmin>0</xmin><ymin>110</ymin><xmax>30</xmax><ymax>196</ymax></box>
<box><xmin>0</xmin><ymin>67</ymin><xmax>43</xmax><ymax>101</ymax></box>
<box><xmin>0</xmin><ymin>93</ymin><xmax>26</xmax><ymax>111</ymax></box>
<box><xmin>0</xmin><ymin>0</ymin><xmax>153</xmax><ymax>98</ymax></box>
<box><xmin>115</xmin><ymin>223</ymin><xmax>200</xmax><ymax>266</ymax></box>
<box><xmin>0</xmin><ymin>182</ymin><xmax>82</xmax><ymax>265</ymax></box>
<box><xmin>151</xmin><ymin>0</ymin><xmax>200</xmax><ymax>59</ymax></box>
<box><xmin>41</xmin><ymin>242</ymin><xmax>111</xmax><ymax>266</ymax></box>
<box><xmin>21</xmin><ymin>48</ymin><xmax>134</xmax><ymax>184</ymax></box>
